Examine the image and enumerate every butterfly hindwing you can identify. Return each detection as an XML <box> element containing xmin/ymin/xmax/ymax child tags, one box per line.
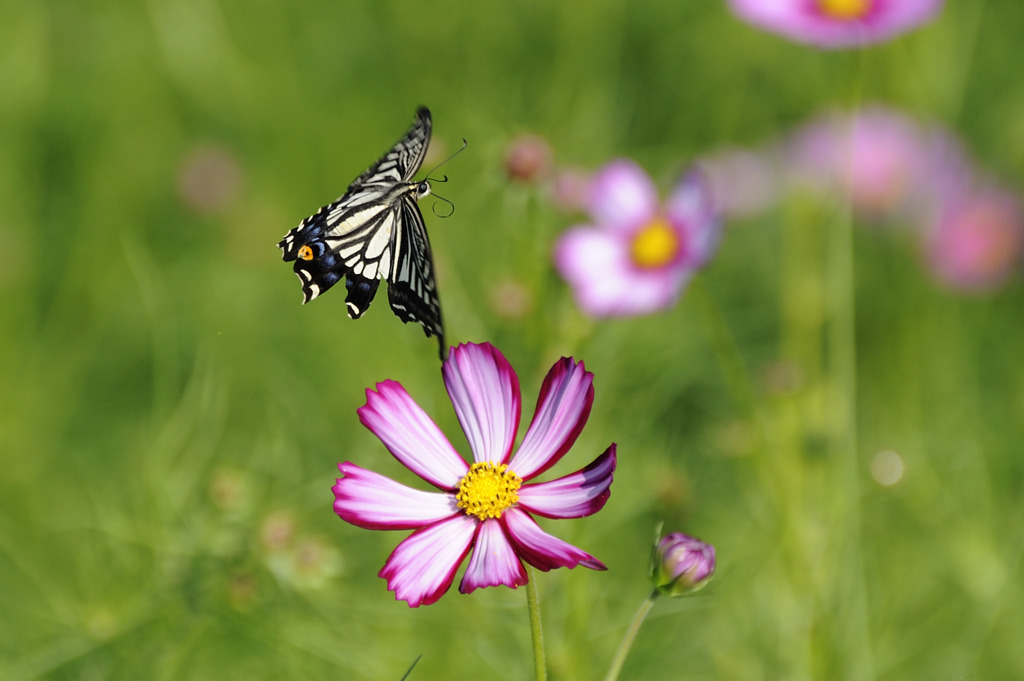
<box><xmin>387</xmin><ymin>195</ymin><xmax>444</xmax><ymax>345</ymax></box>
<box><xmin>277</xmin><ymin>107</ymin><xmax>446</xmax><ymax>359</ymax></box>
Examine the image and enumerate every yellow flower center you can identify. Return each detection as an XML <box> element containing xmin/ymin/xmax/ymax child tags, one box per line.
<box><xmin>630</xmin><ymin>217</ymin><xmax>680</xmax><ymax>269</ymax></box>
<box><xmin>456</xmin><ymin>462</ymin><xmax>522</xmax><ymax>521</ymax></box>
<box><xmin>817</xmin><ymin>0</ymin><xmax>871</xmax><ymax>20</ymax></box>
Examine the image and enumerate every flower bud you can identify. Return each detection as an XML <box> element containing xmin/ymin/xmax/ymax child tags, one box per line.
<box><xmin>504</xmin><ymin>134</ymin><xmax>553</xmax><ymax>182</ymax></box>
<box><xmin>650</xmin><ymin>532</ymin><xmax>715</xmax><ymax>597</ymax></box>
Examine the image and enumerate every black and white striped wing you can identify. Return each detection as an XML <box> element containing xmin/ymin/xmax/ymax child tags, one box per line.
<box><xmin>348</xmin><ymin>107</ymin><xmax>432</xmax><ymax>190</ymax></box>
<box><xmin>387</xmin><ymin>195</ymin><xmax>444</xmax><ymax>353</ymax></box>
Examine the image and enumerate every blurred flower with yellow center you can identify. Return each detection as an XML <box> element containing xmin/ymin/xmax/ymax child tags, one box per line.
<box><xmin>456</xmin><ymin>462</ymin><xmax>522</xmax><ymax>520</ymax></box>
<box><xmin>555</xmin><ymin>160</ymin><xmax>720</xmax><ymax>317</ymax></box>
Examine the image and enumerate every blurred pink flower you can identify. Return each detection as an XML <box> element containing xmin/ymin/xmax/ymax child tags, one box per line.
<box><xmin>728</xmin><ymin>0</ymin><xmax>944</xmax><ymax>48</ymax></box>
<box><xmin>925</xmin><ymin>187</ymin><xmax>1024</xmax><ymax>293</ymax></box>
<box><xmin>505</xmin><ymin>134</ymin><xmax>554</xmax><ymax>182</ymax></box>
<box><xmin>554</xmin><ymin>160</ymin><xmax>721</xmax><ymax>317</ymax></box>
<box><xmin>333</xmin><ymin>342</ymin><xmax>616</xmax><ymax>607</ymax></box>
<box><xmin>787</xmin><ymin>106</ymin><xmax>964</xmax><ymax>222</ymax></box>
<box><xmin>177</xmin><ymin>143</ymin><xmax>243</xmax><ymax>214</ymax></box>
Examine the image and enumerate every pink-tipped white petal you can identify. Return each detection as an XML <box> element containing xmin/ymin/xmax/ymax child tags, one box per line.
<box><xmin>379</xmin><ymin>514</ymin><xmax>478</xmax><ymax>607</ymax></box>
<box><xmin>332</xmin><ymin>462</ymin><xmax>459</xmax><ymax>530</ymax></box>
<box><xmin>502</xmin><ymin>507</ymin><xmax>606</xmax><ymax>572</ymax></box>
<box><xmin>509</xmin><ymin>358</ymin><xmax>594</xmax><ymax>479</ymax></box>
<box><xmin>666</xmin><ymin>170</ymin><xmax>721</xmax><ymax>269</ymax></box>
<box><xmin>517</xmin><ymin>445</ymin><xmax>616</xmax><ymax>519</ymax></box>
<box><xmin>358</xmin><ymin>380</ymin><xmax>467</xmax><ymax>489</ymax></box>
<box><xmin>459</xmin><ymin>518</ymin><xmax>528</xmax><ymax>595</ymax></box>
<box><xmin>443</xmin><ymin>343</ymin><xmax>522</xmax><ymax>464</ymax></box>
<box><xmin>588</xmin><ymin>159</ymin><xmax>659</xmax><ymax>230</ymax></box>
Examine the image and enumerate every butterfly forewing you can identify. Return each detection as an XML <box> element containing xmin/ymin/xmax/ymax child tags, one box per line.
<box><xmin>277</xmin><ymin>107</ymin><xmax>446</xmax><ymax>359</ymax></box>
<box><xmin>348</xmin><ymin>108</ymin><xmax>432</xmax><ymax>189</ymax></box>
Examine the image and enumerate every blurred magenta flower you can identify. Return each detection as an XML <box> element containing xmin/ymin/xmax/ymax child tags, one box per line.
<box><xmin>728</xmin><ymin>0</ymin><xmax>944</xmax><ymax>48</ymax></box>
<box><xmin>925</xmin><ymin>187</ymin><xmax>1024</xmax><ymax>292</ymax></box>
<box><xmin>554</xmin><ymin>160</ymin><xmax>720</xmax><ymax>317</ymax></box>
<box><xmin>333</xmin><ymin>342</ymin><xmax>616</xmax><ymax>607</ymax></box>
<box><xmin>650</xmin><ymin>532</ymin><xmax>716</xmax><ymax>597</ymax></box>
<box><xmin>787</xmin><ymin>106</ymin><xmax>955</xmax><ymax>220</ymax></box>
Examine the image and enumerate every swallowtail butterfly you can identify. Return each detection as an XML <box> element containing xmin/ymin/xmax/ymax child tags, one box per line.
<box><xmin>278</xmin><ymin>107</ymin><xmax>446</xmax><ymax>359</ymax></box>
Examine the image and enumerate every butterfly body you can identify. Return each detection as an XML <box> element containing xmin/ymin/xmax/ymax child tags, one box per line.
<box><xmin>278</xmin><ymin>108</ymin><xmax>445</xmax><ymax>358</ymax></box>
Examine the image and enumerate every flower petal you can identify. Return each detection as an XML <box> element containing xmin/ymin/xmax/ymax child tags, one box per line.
<box><xmin>379</xmin><ymin>514</ymin><xmax>478</xmax><ymax>607</ymax></box>
<box><xmin>666</xmin><ymin>169</ymin><xmax>721</xmax><ymax>269</ymax></box>
<box><xmin>459</xmin><ymin>518</ymin><xmax>528</xmax><ymax>595</ymax></box>
<box><xmin>509</xmin><ymin>358</ymin><xmax>595</xmax><ymax>479</ymax></box>
<box><xmin>358</xmin><ymin>380</ymin><xmax>467</xmax><ymax>489</ymax></box>
<box><xmin>333</xmin><ymin>462</ymin><xmax>459</xmax><ymax>530</ymax></box>
<box><xmin>443</xmin><ymin>342</ymin><xmax>521</xmax><ymax>464</ymax></box>
<box><xmin>502</xmin><ymin>507</ymin><xmax>606</xmax><ymax>572</ymax></box>
<box><xmin>517</xmin><ymin>444</ymin><xmax>616</xmax><ymax>518</ymax></box>
<box><xmin>588</xmin><ymin>159</ymin><xmax>658</xmax><ymax>230</ymax></box>
<box><xmin>554</xmin><ymin>227</ymin><xmax>628</xmax><ymax>288</ymax></box>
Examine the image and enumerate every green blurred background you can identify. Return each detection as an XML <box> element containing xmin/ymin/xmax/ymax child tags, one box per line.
<box><xmin>2</xmin><ymin>1</ymin><xmax>1023</xmax><ymax>679</ymax></box>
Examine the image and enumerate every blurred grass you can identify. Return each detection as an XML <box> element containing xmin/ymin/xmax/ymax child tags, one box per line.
<box><xmin>2</xmin><ymin>1</ymin><xmax>1024</xmax><ymax>679</ymax></box>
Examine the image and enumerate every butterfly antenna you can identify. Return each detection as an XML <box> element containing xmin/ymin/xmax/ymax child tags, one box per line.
<box><xmin>431</xmin><ymin>191</ymin><xmax>455</xmax><ymax>218</ymax></box>
<box><xmin>425</xmin><ymin>138</ymin><xmax>468</xmax><ymax>183</ymax></box>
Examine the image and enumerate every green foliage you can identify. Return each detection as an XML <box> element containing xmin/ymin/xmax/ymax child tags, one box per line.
<box><xmin>1</xmin><ymin>1</ymin><xmax>1022</xmax><ymax>679</ymax></box>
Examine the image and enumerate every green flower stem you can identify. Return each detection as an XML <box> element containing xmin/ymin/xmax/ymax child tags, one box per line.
<box><xmin>602</xmin><ymin>588</ymin><xmax>661</xmax><ymax>681</ymax></box>
<box><xmin>525</xmin><ymin>566</ymin><xmax>547</xmax><ymax>681</ymax></box>
<box><xmin>830</xmin><ymin>49</ymin><xmax>874</xmax><ymax>681</ymax></box>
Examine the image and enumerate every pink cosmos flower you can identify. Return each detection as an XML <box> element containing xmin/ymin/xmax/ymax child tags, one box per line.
<box><xmin>924</xmin><ymin>187</ymin><xmax>1024</xmax><ymax>293</ymax></box>
<box><xmin>728</xmin><ymin>0</ymin><xmax>944</xmax><ymax>48</ymax></box>
<box><xmin>554</xmin><ymin>160</ymin><xmax>720</xmax><ymax>317</ymax></box>
<box><xmin>787</xmin><ymin>106</ymin><xmax>962</xmax><ymax>221</ymax></box>
<box><xmin>333</xmin><ymin>342</ymin><xmax>617</xmax><ymax>607</ymax></box>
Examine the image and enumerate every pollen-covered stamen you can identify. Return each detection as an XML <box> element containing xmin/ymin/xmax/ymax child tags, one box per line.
<box><xmin>298</xmin><ymin>245</ymin><xmax>315</xmax><ymax>261</ymax></box>
<box><xmin>630</xmin><ymin>217</ymin><xmax>681</xmax><ymax>269</ymax></box>
<box><xmin>456</xmin><ymin>462</ymin><xmax>522</xmax><ymax>521</ymax></box>
<box><xmin>817</xmin><ymin>0</ymin><xmax>872</xmax><ymax>20</ymax></box>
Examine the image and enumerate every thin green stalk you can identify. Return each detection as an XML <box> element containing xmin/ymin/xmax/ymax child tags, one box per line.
<box><xmin>829</xmin><ymin>49</ymin><xmax>874</xmax><ymax>681</ymax></box>
<box><xmin>602</xmin><ymin>589</ymin><xmax>661</xmax><ymax>681</ymax></box>
<box><xmin>525</xmin><ymin>566</ymin><xmax>547</xmax><ymax>681</ymax></box>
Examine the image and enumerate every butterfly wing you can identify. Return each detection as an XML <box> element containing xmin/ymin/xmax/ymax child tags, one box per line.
<box><xmin>386</xmin><ymin>195</ymin><xmax>445</xmax><ymax>359</ymax></box>
<box><xmin>348</xmin><ymin>107</ymin><xmax>432</xmax><ymax>189</ymax></box>
<box><xmin>276</xmin><ymin>186</ymin><xmax>395</xmax><ymax>304</ymax></box>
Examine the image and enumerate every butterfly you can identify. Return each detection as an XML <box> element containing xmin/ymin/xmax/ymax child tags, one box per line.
<box><xmin>278</xmin><ymin>107</ymin><xmax>446</xmax><ymax>359</ymax></box>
